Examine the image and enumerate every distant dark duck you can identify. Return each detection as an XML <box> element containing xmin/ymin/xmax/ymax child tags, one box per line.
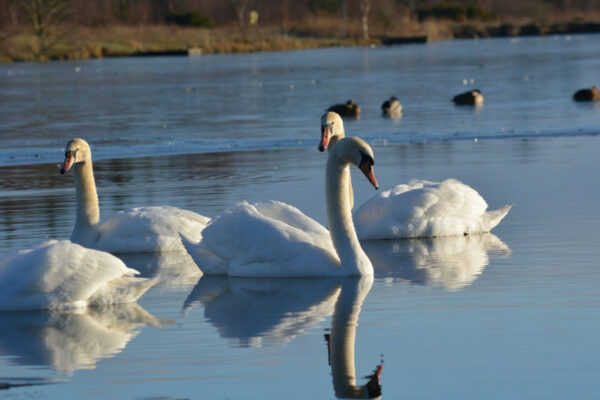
<box><xmin>452</xmin><ymin>89</ymin><xmax>484</xmax><ymax>106</ymax></box>
<box><xmin>573</xmin><ymin>86</ymin><xmax>600</xmax><ymax>102</ymax></box>
<box><xmin>381</xmin><ymin>97</ymin><xmax>403</xmax><ymax>117</ymax></box>
<box><xmin>327</xmin><ymin>100</ymin><xmax>361</xmax><ymax>117</ymax></box>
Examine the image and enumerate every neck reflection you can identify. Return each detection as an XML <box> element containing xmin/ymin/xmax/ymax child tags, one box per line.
<box><xmin>326</xmin><ymin>276</ymin><xmax>382</xmax><ymax>399</ymax></box>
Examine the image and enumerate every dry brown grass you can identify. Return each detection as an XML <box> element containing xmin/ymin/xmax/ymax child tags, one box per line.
<box><xmin>3</xmin><ymin>12</ymin><xmax>600</xmax><ymax>62</ymax></box>
<box><xmin>2</xmin><ymin>24</ymin><xmax>379</xmax><ymax>61</ymax></box>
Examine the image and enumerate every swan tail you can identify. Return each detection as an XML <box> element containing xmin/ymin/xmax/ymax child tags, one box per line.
<box><xmin>88</xmin><ymin>276</ymin><xmax>157</xmax><ymax>306</ymax></box>
<box><xmin>180</xmin><ymin>234</ymin><xmax>228</xmax><ymax>275</ymax></box>
<box><xmin>482</xmin><ymin>204</ymin><xmax>512</xmax><ymax>232</ymax></box>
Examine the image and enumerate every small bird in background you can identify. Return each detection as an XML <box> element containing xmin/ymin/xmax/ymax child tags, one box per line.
<box><xmin>573</xmin><ymin>86</ymin><xmax>600</xmax><ymax>102</ymax></box>
<box><xmin>328</xmin><ymin>100</ymin><xmax>361</xmax><ymax>117</ymax></box>
<box><xmin>452</xmin><ymin>89</ymin><xmax>484</xmax><ymax>106</ymax></box>
<box><xmin>381</xmin><ymin>96</ymin><xmax>403</xmax><ymax>118</ymax></box>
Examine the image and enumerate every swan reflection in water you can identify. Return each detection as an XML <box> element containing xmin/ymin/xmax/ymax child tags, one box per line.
<box><xmin>361</xmin><ymin>233</ymin><xmax>511</xmax><ymax>290</ymax></box>
<box><xmin>184</xmin><ymin>275</ymin><xmax>382</xmax><ymax>398</ymax></box>
<box><xmin>0</xmin><ymin>303</ymin><xmax>163</xmax><ymax>375</ymax></box>
<box><xmin>326</xmin><ymin>276</ymin><xmax>383</xmax><ymax>399</ymax></box>
<box><xmin>183</xmin><ymin>276</ymin><xmax>341</xmax><ymax>347</ymax></box>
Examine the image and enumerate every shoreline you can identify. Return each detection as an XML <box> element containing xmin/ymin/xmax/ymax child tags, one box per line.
<box><xmin>2</xmin><ymin>20</ymin><xmax>600</xmax><ymax>63</ymax></box>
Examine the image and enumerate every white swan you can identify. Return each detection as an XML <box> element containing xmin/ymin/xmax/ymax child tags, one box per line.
<box><xmin>184</xmin><ymin>137</ymin><xmax>379</xmax><ymax>277</ymax></box>
<box><xmin>0</xmin><ymin>240</ymin><xmax>155</xmax><ymax>311</ymax></box>
<box><xmin>60</xmin><ymin>138</ymin><xmax>210</xmax><ymax>253</ymax></box>
<box><xmin>354</xmin><ymin>179</ymin><xmax>512</xmax><ymax>239</ymax></box>
<box><xmin>318</xmin><ymin>112</ymin><xmax>511</xmax><ymax>239</ymax></box>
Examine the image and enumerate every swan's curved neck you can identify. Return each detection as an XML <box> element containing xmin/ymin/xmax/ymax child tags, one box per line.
<box><xmin>326</xmin><ymin>156</ymin><xmax>372</xmax><ymax>275</ymax></box>
<box><xmin>71</xmin><ymin>160</ymin><xmax>100</xmax><ymax>246</ymax></box>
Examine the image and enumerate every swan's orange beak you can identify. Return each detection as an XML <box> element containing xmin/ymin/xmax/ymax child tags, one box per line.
<box><xmin>360</xmin><ymin>163</ymin><xmax>379</xmax><ymax>190</ymax></box>
<box><xmin>60</xmin><ymin>152</ymin><xmax>75</xmax><ymax>175</ymax></box>
<box><xmin>319</xmin><ymin>125</ymin><xmax>331</xmax><ymax>152</ymax></box>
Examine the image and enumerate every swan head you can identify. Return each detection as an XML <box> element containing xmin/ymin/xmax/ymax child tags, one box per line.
<box><xmin>332</xmin><ymin>137</ymin><xmax>379</xmax><ymax>190</ymax></box>
<box><xmin>319</xmin><ymin>111</ymin><xmax>345</xmax><ymax>152</ymax></box>
<box><xmin>60</xmin><ymin>138</ymin><xmax>92</xmax><ymax>174</ymax></box>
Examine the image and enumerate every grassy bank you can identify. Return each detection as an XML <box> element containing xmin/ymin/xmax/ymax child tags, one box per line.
<box><xmin>2</xmin><ymin>18</ymin><xmax>600</xmax><ymax>63</ymax></box>
<box><xmin>0</xmin><ymin>25</ymin><xmax>377</xmax><ymax>62</ymax></box>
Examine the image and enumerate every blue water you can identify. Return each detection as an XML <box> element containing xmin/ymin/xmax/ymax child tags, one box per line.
<box><xmin>1</xmin><ymin>34</ymin><xmax>599</xmax><ymax>166</ymax></box>
<box><xmin>1</xmin><ymin>35</ymin><xmax>600</xmax><ymax>399</ymax></box>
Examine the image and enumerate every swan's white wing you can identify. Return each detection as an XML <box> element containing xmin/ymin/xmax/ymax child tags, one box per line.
<box><xmin>202</xmin><ymin>202</ymin><xmax>340</xmax><ymax>277</ymax></box>
<box><xmin>354</xmin><ymin>179</ymin><xmax>511</xmax><ymax>239</ymax></box>
<box><xmin>96</xmin><ymin>206</ymin><xmax>210</xmax><ymax>253</ymax></box>
<box><xmin>0</xmin><ymin>240</ymin><xmax>154</xmax><ymax>311</ymax></box>
<box><xmin>253</xmin><ymin>201</ymin><xmax>331</xmax><ymax>239</ymax></box>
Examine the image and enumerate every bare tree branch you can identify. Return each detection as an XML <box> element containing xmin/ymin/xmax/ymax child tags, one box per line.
<box><xmin>22</xmin><ymin>0</ymin><xmax>69</xmax><ymax>59</ymax></box>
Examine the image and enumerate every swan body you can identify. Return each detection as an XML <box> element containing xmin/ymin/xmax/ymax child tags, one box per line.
<box><xmin>317</xmin><ymin>115</ymin><xmax>511</xmax><ymax>239</ymax></box>
<box><xmin>354</xmin><ymin>179</ymin><xmax>512</xmax><ymax>239</ymax></box>
<box><xmin>0</xmin><ymin>240</ymin><xmax>155</xmax><ymax>311</ymax></box>
<box><xmin>185</xmin><ymin>137</ymin><xmax>379</xmax><ymax>277</ymax></box>
<box><xmin>94</xmin><ymin>206</ymin><xmax>209</xmax><ymax>253</ymax></box>
<box><xmin>61</xmin><ymin>138</ymin><xmax>209</xmax><ymax>253</ymax></box>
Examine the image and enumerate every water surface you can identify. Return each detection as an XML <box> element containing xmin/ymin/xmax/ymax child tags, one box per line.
<box><xmin>1</xmin><ymin>35</ymin><xmax>600</xmax><ymax>399</ymax></box>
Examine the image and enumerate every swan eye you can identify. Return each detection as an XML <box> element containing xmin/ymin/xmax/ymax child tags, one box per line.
<box><xmin>321</xmin><ymin>122</ymin><xmax>334</xmax><ymax>134</ymax></box>
<box><xmin>359</xmin><ymin>151</ymin><xmax>374</xmax><ymax>167</ymax></box>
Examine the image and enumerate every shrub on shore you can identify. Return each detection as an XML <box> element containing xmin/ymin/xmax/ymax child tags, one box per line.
<box><xmin>165</xmin><ymin>12</ymin><xmax>215</xmax><ymax>28</ymax></box>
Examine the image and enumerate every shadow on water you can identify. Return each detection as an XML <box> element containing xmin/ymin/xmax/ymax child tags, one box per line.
<box><xmin>0</xmin><ymin>377</ymin><xmax>65</xmax><ymax>390</ymax></box>
<box><xmin>362</xmin><ymin>233</ymin><xmax>511</xmax><ymax>290</ymax></box>
<box><xmin>0</xmin><ymin>303</ymin><xmax>164</xmax><ymax>375</ymax></box>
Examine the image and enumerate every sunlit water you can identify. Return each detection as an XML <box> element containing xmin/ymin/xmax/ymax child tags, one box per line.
<box><xmin>1</xmin><ymin>35</ymin><xmax>600</xmax><ymax>399</ymax></box>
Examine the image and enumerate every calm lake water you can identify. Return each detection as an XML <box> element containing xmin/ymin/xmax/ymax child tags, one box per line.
<box><xmin>1</xmin><ymin>35</ymin><xmax>600</xmax><ymax>399</ymax></box>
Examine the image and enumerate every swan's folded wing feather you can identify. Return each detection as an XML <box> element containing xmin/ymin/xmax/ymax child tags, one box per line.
<box><xmin>253</xmin><ymin>201</ymin><xmax>331</xmax><ymax>239</ymax></box>
<box><xmin>202</xmin><ymin>202</ymin><xmax>339</xmax><ymax>276</ymax></box>
<box><xmin>355</xmin><ymin>179</ymin><xmax>508</xmax><ymax>239</ymax></box>
<box><xmin>0</xmin><ymin>241</ymin><xmax>151</xmax><ymax>310</ymax></box>
<box><xmin>96</xmin><ymin>206</ymin><xmax>209</xmax><ymax>253</ymax></box>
